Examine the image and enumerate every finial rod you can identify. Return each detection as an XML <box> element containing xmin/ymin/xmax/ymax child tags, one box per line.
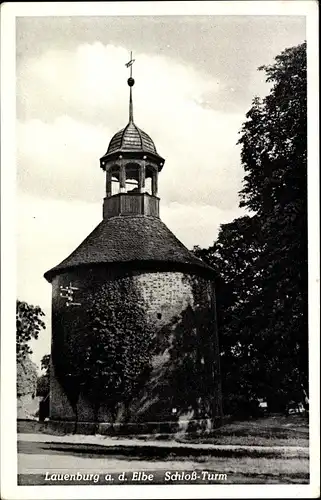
<box><xmin>125</xmin><ymin>51</ymin><xmax>135</xmax><ymax>123</ymax></box>
<box><xmin>129</xmin><ymin>87</ymin><xmax>133</xmax><ymax>122</ymax></box>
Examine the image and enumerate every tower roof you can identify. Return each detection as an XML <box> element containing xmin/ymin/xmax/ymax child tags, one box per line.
<box><xmin>106</xmin><ymin>121</ymin><xmax>158</xmax><ymax>156</ymax></box>
<box><xmin>44</xmin><ymin>215</ymin><xmax>213</xmax><ymax>282</ymax></box>
<box><xmin>44</xmin><ymin>54</ymin><xmax>213</xmax><ymax>283</ymax></box>
<box><xmin>101</xmin><ymin>52</ymin><xmax>163</xmax><ymax>164</ymax></box>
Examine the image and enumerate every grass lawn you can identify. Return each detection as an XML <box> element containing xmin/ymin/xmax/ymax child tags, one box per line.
<box><xmin>160</xmin><ymin>415</ymin><xmax>309</xmax><ymax>483</ymax></box>
<box><xmin>177</xmin><ymin>414</ymin><xmax>309</xmax><ymax>448</ymax></box>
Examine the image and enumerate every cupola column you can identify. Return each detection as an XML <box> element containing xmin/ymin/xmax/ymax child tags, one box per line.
<box><xmin>119</xmin><ymin>158</ymin><xmax>126</xmax><ymax>193</ymax></box>
<box><xmin>106</xmin><ymin>169</ymin><xmax>112</xmax><ymax>197</ymax></box>
<box><xmin>152</xmin><ymin>170</ymin><xmax>158</xmax><ymax>197</ymax></box>
<box><xmin>139</xmin><ymin>158</ymin><xmax>146</xmax><ymax>193</ymax></box>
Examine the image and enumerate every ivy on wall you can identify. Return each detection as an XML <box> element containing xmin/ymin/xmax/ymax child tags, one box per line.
<box><xmin>54</xmin><ymin>277</ymin><xmax>154</xmax><ymax>424</ymax></box>
<box><xmin>52</xmin><ymin>271</ymin><xmax>222</xmax><ymax>429</ymax></box>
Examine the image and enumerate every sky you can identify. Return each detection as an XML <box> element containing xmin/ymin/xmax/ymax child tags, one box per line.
<box><xmin>15</xmin><ymin>14</ymin><xmax>306</xmax><ymax>369</ymax></box>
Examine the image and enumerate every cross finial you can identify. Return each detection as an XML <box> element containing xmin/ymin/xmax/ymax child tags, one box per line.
<box><xmin>125</xmin><ymin>51</ymin><xmax>135</xmax><ymax>79</ymax></box>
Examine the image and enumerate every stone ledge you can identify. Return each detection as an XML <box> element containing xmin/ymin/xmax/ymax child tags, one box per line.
<box><xmin>18</xmin><ymin>417</ymin><xmax>223</xmax><ymax>436</ymax></box>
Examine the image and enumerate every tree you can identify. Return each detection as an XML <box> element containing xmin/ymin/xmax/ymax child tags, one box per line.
<box><xmin>196</xmin><ymin>42</ymin><xmax>308</xmax><ymax>414</ymax></box>
<box><xmin>16</xmin><ymin>300</ymin><xmax>46</xmax><ymax>362</ymax></box>
<box><xmin>17</xmin><ymin>355</ymin><xmax>38</xmax><ymax>398</ymax></box>
<box><xmin>238</xmin><ymin>41</ymin><xmax>308</xmax><ymax>407</ymax></box>
<box><xmin>16</xmin><ymin>300</ymin><xmax>46</xmax><ymax>403</ymax></box>
<box><xmin>195</xmin><ymin>216</ymin><xmax>265</xmax><ymax>415</ymax></box>
<box><xmin>41</xmin><ymin>354</ymin><xmax>50</xmax><ymax>375</ymax></box>
<box><xmin>36</xmin><ymin>354</ymin><xmax>50</xmax><ymax>397</ymax></box>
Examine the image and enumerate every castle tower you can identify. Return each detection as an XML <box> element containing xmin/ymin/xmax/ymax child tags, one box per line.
<box><xmin>44</xmin><ymin>54</ymin><xmax>222</xmax><ymax>434</ymax></box>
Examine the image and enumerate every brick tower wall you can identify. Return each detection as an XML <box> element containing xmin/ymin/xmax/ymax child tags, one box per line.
<box><xmin>49</xmin><ymin>266</ymin><xmax>222</xmax><ymax>433</ymax></box>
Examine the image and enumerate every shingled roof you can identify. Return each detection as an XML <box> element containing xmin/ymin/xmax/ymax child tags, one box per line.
<box><xmin>106</xmin><ymin>122</ymin><xmax>158</xmax><ymax>156</ymax></box>
<box><xmin>44</xmin><ymin>215</ymin><xmax>213</xmax><ymax>282</ymax></box>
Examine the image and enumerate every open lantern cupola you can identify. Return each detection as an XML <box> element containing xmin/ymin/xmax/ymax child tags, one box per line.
<box><xmin>100</xmin><ymin>54</ymin><xmax>165</xmax><ymax>219</ymax></box>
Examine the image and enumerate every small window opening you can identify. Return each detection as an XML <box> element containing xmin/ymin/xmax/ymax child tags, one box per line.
<box><xmin>145</xmin><ymin>177</ymin><xmax>152</xmax><ymax>195</ymax></box>
<box><xmin>111</xmin><ymin>176</ymin><xmax>119</xmax><ymax>195</ymax></box>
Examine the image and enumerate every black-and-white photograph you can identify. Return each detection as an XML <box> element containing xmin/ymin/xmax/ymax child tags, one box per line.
<box><xmin>1</xmin><ymin>1</ymin><xmax>319</xmax><ymax>498</ymax></box>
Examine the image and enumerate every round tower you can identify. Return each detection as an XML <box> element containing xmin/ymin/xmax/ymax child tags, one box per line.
<box><xmin>44</xmin><ymin>55</ymin><xmax>222</xmax><ymax>434</ymax></box>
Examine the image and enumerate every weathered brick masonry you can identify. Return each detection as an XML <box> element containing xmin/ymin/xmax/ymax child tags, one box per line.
<box><xmin>49</xmin><ymin>266</ymin><xmax>221</xmax><ymax>431</ymax></box>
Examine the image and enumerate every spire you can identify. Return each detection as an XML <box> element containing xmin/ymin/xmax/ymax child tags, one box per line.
<box><xmin>125</xmin><ymin>51</ymin><xmax>135</xmax><ymax>123</ymax></box>
<box><xmin>129</xmin><ymin>86</ymin><xmax>134</xmax><ymax>122</ymax></box>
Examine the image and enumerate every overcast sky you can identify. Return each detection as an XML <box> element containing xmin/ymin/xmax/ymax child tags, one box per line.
<box><xmin>15</xmin><ymin>14</ymin><xmax>306</xmax><ymax>368</ymax></box>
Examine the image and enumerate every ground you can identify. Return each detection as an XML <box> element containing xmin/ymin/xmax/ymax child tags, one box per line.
<box><xmin>17</xmin><ymin>414</ymin><xmax>309</xmax><ymax>485</ymax></box>
<box><xmin>179</xmin><ymin>414</ymin><xmax>309</xmax><ymax>447</ymax></box>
